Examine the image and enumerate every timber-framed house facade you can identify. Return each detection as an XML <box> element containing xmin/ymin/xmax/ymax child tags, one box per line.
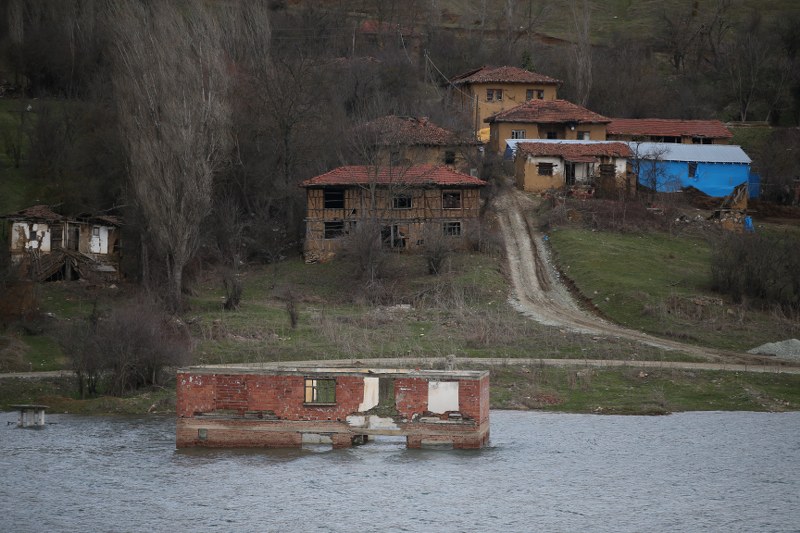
<box><xmin>300</xmin><ymin>164</ymin><xmax>485</xmax><ymax>261</ymax></box>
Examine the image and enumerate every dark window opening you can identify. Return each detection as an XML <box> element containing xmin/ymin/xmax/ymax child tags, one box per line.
<box><xmin>526</xmin><ymin>89</ymin><xmax>544</xmax><ymax>100</ymax></box>
<box><xmin>577</xmin><ymin>131</ymin><xmax>590</xmax><ymax>140</ymax></box>
<box><xmin>444</xmin><ymin>151</ymin><xmax>456</xmax><ymax>164</ymax></box>
<box><xmin>486</xmin><ymin>88</ymin><xmax>503</xmax><ymax>102</ymax></box>
<box><xmin>392</xmin><ymin>195</ymin><xmax>412</xmax><ymax>209</ymax></box>
<box><xmin>323</xmin><ymin>188</ymin><xmax>345</xmax><ymax>209</ymax></box>
<box><xmin>546</xmin><ymin>131</ymin><xmax>558</xmax><ymax>139</ymax></box>
<box><xmin>305</xmin><ymin>378</ymin><xmax>336</xmax><ymax>404</ymax></box>
<box><xmin>688</xmin><ymin>162</ymin><xmax>697</xmax><ymax>178</ymax></box>
<box><xmin>537</xmin><ymin>163</ymin><xmax>554</xmax><ymax>176</ymax></box>
<box><xmin>443</xmin><ymin>221</ymin><xmax>462</xmax><ymax>236</ymax></box>
<box><xmin>442</xmin><ymin>191</ymin><xmax>462</xmax><ymax>209</ymax></box>
<box><xmin>381</xmin><ymin>225</ymin><xmax>407</xmax><ymax>248</ymax></box>
<box><xmin>324</xmin><ymin>221</ymin><xmax>345</xmax><ymax>239</ymax></box>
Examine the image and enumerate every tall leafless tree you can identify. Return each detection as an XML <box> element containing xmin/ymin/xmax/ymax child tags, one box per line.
<box><xmin>570</xmin><ymin>1</ymin><xmax>592</xmax><ymax>107</ymax></box>
<box><xmin>110</xmin><ymin>1</ymin><xmax>231</xmax><ymax>311</ymax></box>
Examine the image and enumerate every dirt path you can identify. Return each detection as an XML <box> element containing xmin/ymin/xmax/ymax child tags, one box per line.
<box><xmin>492</xmin><ymin>185</ymin><xmax>788</xmax><ymax>366</ymax></box>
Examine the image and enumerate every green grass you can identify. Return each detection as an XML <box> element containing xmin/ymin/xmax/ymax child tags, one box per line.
<box><xmin>547</xmin><ymin>227</ymin><xmax>800</xmax><ymax>351</ymax></box>
<box><xmin>490</xmin><ymin>366</ymin><xmax>800</xmax><ymax>414</ymax></box>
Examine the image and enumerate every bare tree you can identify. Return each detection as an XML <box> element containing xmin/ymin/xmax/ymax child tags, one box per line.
<box><xmin>570</xmin><ymin>1</ymin><xmax>592</xmax><ymax>107</ymax></box>
<box><xmin>110</xmin><ymin>1</ymin><xmax>231</xmax><ymax>311</ymax></box>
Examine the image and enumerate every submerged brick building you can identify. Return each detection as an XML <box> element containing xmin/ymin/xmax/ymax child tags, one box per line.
<box><xmin>176</xmin><ymin>366</ymin><xmax>490</xmax><ymax>449</ymax></box>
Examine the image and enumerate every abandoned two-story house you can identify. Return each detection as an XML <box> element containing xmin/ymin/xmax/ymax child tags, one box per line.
<box><xmin>485</xmin><ymin>99</ymin><xmax>611</xmax><ymax>153</ymax></box>
<box><xmin>300</xmin><ymin>164</ymin><xmax>485</xmax><ymax>262</ymax></box>
<box><xmin>176</xmin><ymin>365</ymin><xmax>490</xmax><ymax>449</ymax></box>
<box><xmin>447</xmin><ymin>65</ymin><xmax>562</xmax><ymax>140</ymax></box>
<box><xmin>1</xmin><ymin>205</ymin><xmax>121</xmax><ymax>281</ymax></box>
<box><xmin>606</xmin><ymin>119</ymin><xmax>733</xmax><ymax>145</ymax></box>
<box><xmin>513</xmin><ymin>141</ymin><xmax>633</xmax><ymax>194</ymax></box>
<box><xmin>355</xmin><ymin>115</ymin><xmax>480</xmax><ymax>172</ymax></box>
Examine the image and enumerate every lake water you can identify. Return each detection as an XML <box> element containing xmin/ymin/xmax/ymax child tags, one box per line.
<box><xmin>1</xmin><ymin>410</ymin><xmax>798</xmax><ymax>532</ymax></box>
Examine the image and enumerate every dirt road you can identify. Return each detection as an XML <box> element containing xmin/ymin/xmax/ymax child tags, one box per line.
<box><xmin>492</xmin><ymin>185</ymin><xmax>786</xmax><ymax>366</ymax></box>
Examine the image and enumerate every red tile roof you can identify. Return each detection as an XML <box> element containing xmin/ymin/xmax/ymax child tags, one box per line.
<box><xmin>357</xmin><ymin>115</ymin><xmax>473</xmax><ymax>146</ymax></box>
<box><xmin>606</xmin><ymin>118</ymin><xmax>733</xmax><ymax>139</ymax></box>
<box><xmin>451</xmin><ymin>65</ymin><xmax>561</xmax><ymax>86</ymax></box>
<box><xmin>300</xmin><ymin>165</ymin><xmax>486</xmax><ymax>187</ymax></box>
<box><xmin>485</xmin><ymin>99</ymin><xmax>610</xmax><ymax>124</ymax></box>
<box><xmin>516</xmin><ymin>141</ymin><xmax>632</xmax><ymax>159</ymax></box>
<box><xmin>1</xmin><ymin>205</ymin><xmax>63</xmax><ymax>221</ymax></box>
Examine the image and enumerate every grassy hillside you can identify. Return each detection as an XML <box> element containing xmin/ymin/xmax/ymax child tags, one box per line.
<box><xmin>547</xmin><ymin>225</ymin><xmax>800</xmax><ymax>351</ymax></box>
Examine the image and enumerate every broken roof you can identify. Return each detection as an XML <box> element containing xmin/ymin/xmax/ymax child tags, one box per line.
<box><xmin>1</xmin><ymin>205</ymin><xmax>64</xmax><ymax>222</ymax></box>
<box><xmin>300</xmin><ymin>164</ymin><xmax>486</xmax><ymax>187</ymax></box>
<box><xmin>626</xmin><ymin>142</ymin><xmax>752</xmax><ymax>164</ymax></box>
<box><xmin>516</xmin><ymin>141</ymin><xmax>632</xmax><ymax>160</ymax></box>
<box><xmin>607</xmin><ymin>118</ymin><xmax>733</xmax><ymax>139</ymax></box>
<box><xmin>450</xmin><ymin>65</ymin><xmax>561</xmax><ymax>86</ymax></box>
<box><xmin>356</xmin><ymin>115</ymin><xmax>474</xmax><ymax>146</ymax></box>
<box><xmin>485</xmin><ymin>99</ymin><xmax>610</xmax><ymax>124</ymax></box>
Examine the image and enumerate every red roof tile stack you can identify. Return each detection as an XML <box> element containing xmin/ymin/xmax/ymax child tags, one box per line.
<box><xmin>300</xmin><ymin>164</ymin><xmax>486</xmax><ymax>187</ymax></box>
<box><xmin>1</xmin><ymin>205</ymin><xmax>63</xmax><ymax>221</ymax></box>
<box><xmin>357</xmin><ymin>116</ymin><xmax>471</xmax><ymax>146</ymax></box>
<box><xmin>516</xmin><ymin>142</ymin><xmax>632</xmax><ymax>159</ymax></box>
<box><xmin>606</xmin><ymin>118</ymin><xmax>732</xmax><ymax>139</ymax></box>
<box><xmin>485</xmin><ymin>99</ymin><xmax>610</xmax><ymax>124</ymax></box>
<box><xmin>450</xmin><ymin>65</ymin><xmax>561</xmax><ymax>86</ymax></box>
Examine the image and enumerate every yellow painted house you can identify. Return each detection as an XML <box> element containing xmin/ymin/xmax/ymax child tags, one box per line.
<box><xmin>447</xmin><ymin>65</ymin><xmax>561</xmax><ymax>141</ymax></box>
<box><xmin>485</xmin><ymin>99</ymin><xmax>611</xmax><ymax>153</ymax></box>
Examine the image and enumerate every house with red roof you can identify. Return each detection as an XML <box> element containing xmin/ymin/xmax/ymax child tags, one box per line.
<box><xmin>513</xmin><ymin>141</ymin><xmax>633</xmax><ymax>194</ymax></box>
<box><xmin>354</xmin><ymin>115</ymin><xmax>480</xmax><ymax>172</ymax></box>
<box><xmin>299</xmin><ymin>164</ymin><xmax>485</xmax><ymax>261</ymax></box>
<box><xmin>484</xmin><ymin>99</ymin><xmax>611</xmax><ymax>153</ymax></box>
<box><xmin>447</xmin><ymin>65</ymin><xmax>562</xmax><ymax>140</ymax></box>
<box><xmin>606</xmin><ymin>118</ymin><xmax>732</xmax><ymax>145</ymax></box>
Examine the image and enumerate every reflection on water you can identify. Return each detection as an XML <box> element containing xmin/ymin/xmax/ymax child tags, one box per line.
<box><xmin>1</xmin><ymin>410</ymin><xmax>799</xmax><ymax>532</ymax></box>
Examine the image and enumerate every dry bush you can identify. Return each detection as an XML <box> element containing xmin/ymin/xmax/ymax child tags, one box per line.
<box><xmin>60</xmin><ymin>299</ymin><xmax>192</xmax><ymax>396</ymax></box>
<box><xmin>0</xmin><ymin>334</ymin><xmax>27</xmax><ymax>372</ymax></box>
<box><xmin>711</xmin><ymin>233</ymin><xmax>800</xmax><ymax>311</ymax></box>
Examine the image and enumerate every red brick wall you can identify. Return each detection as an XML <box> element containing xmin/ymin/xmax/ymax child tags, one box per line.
<box><xmin>394</xmin><ymin>378</ymin><xmax>429</xmax><ymax>416</ymax></box>
<box><xmin>178</xmin><ymin>371</ymin><xmax>487</xmax><ymax>423</ymax></box>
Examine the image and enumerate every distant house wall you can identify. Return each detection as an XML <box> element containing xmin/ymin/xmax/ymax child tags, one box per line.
<box><xmin>10</xmin><ymin>222</ymin><xmax>52</xmax><ymax>253</ymax></box>
<box><xmin>456</xmin><ymin>82</ymin><xmax>558</xmax><ymax>137</ymax></box>
<box><xmin>372</xmin><ymin>145</ymin><xmax>474</xmax><ymax>171</ymax></box>
<box><xmin>516</xmin><ymin>155</ymin><xmax>628</xmax><ymax>193</ymax></box>
<box><xmin>303</xmin><ymin>185</ymin><xmax>482</xmax><ymax>258</ymax></box>
<box><xmin>608</xmin><ymin>133</ymin><xmax>729</xmax><ymax>145</ymax></box>
<box><xmin>489</xmin><ymin>122</ymin><xmax>607</xmax><ymax>153</ymax></box>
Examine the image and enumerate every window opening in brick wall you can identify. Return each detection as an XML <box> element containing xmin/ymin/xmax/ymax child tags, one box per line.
<box><xmin>323</xmin><ymin>188</ymin><xmax>345</xmax><ymax>209</ymax></box>
<box><xmin>537</xmin><ymin>162</ymin><xmax>554</xmax><ymax>176</ymax></box>
<box><xmin>442</xmin><ymin>190</ymin><xmax>462</xmax><ymax>209</ymax></box>
<box><xmin>443</xmin><ymin>221</ymin><xmax>462</xmax><ymax>236</ymax></box>
<box><xmin>444</xmin><ymin>150</ymin><xmax>456</xmax><ymax>164</ymax></box>
<box><xmin>305</xmin><ymin>378</ymin><xmax>336</xmax><ymax>404</ymax></box>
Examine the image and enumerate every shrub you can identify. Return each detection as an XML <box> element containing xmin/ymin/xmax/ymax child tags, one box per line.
<box><xmin>711</xmin><ymin>233</ymin><xmax>800</xmax><ymax>311</ymax></box>
<box><xmin>60</xmin><ymin>299</ymin><xmax>192</xmax><ymax>396</ymax></box>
